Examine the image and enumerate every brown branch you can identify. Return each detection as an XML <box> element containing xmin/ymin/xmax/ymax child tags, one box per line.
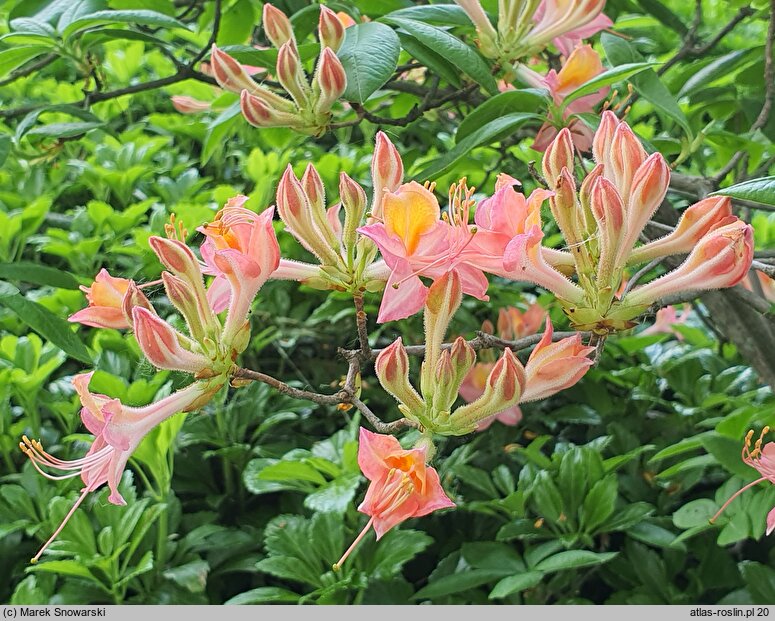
<box><xmin>349</xmin><ymin>396</ymin><xmax>418</xmax><ymax>433</ymax></box>
<box><xmin>232</xmin><ymin>367</ymin><xmax>347</xmax><ymax>405</ymax></box>
<box><xmin>353</xmin><ymin>293</ymin><xmax>372</xmax><ymax>361</ymax></box>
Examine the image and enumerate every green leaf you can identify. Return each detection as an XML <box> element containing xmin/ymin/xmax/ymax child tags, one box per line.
<box><xmin>672</xmin><ymin>498</ymin><xmax>718</xmax><ymax>529</ymax></box>
<box><xmin>25</xmin><ymin>121</ymin><xmax>104</xmax><ymax>139</ymax></box>
<box><xmin>562</xmin><ymin>62</ymin><xmax>659</xmax><ymax>108</ymax></box>
<box><xmin>0</xmin><ymin>261</ymin><xmax>79</xmax><ymax>289</ymax></box>
<box><xmin>601</xmin><ymin>32</ymin><xmax>691</xmax><ymax>137</ymax></box>
<box><xmin>202</xmin><ymin>101</ymin><xmax>241</xmax><ymax>164</ymax></box>
<box><xmin>384</xmin><ymin>17</ymin><xmax>497</xmax><ymax>94</ymax></box>
<box><xmin>412</xmin><ymin>569</ymin><xmax>506</xmax><ymax>600</ymax></box>
<box><xmin>397</xmin><ymin>32</ymin><xmax>461</xmax><ymax>88</ymax></box>
<box><xmin>259</xmin><ymin>460</ymin><xmax>328</xmax><ymax>485</ymax></box>
<box><xmin>488</xmin><ymin>571</ymin><xmax>544</xmax><ymax>599</ymax></box>
<box><xmin>27</xmin><ymin>560</ymin><xmax>95</xmax><ymax>580</ymax></box>
<box><xmin>0</xmin><ymin>45</ymin><xmax>51</xmax><ymax>79</ymax></box>
<box><xmin>712</xmin><ymin>176</ymin><xmax>775</xmax><ymax>208</ymax></box>
<box><xmin>163</xmin><ymin>560</ymin><xmax>209</xmax><ymax>593</ymax></box>
<box><xmin>365</xmin><ymin>528</ymin><xmax>433</xmax><ymax>580</ymax></box>
<box><xmin>678</xmin><ymin>48</ymin><xmax>763</xmax><ymax>98</ymax></box>
<box><xmin>382</xmin><ymin>4</ymin><xmax>472</xmax><ymax>26</ymax></box>
<box><xmin>581</xmin><ymin>475</ymin><xmax>618</xmax><ymax>533</ymax></box>
<box><xmin>534</xmin><ymin>550</ymin><xmax>618</xmax><ymax>573</ymax></box>
<box><xmin>225</xmin><ymin>587</ymin><xmax>300</xmax><ymax>605</ymax></box>
<box><xmin>0</xmin><ymin>134</ymin><xmax>10</xmax><ymax>167</ymax></box>
<box><xmin>414</xmin><ymin>112</ymin><xmax>538</xmax><ymax>180</ymax></box>
<box><xmin>457</xmin><ymin>89</ymin><xmax>548</xmax><ymax>142</ymax></box>
<box><xmin>337</xmin><ymin>22</ymin><xmax>400</xmax><ymax>104</ymax></box>
<box><xmin>303</xmin><ymin>474</ymin><xmax>360</xmax><ymax>514</ymax></box>
<box><xmin>62</xmin><ymin>9</ymin><xmax>187</xmax><ymax>38</ymax></box>
<box><xmin>635</xmin><ymin>0</ymin><xmax>688</xmax><ymax>34</ymax></box>
<box><xmin>0</xmin><ymin>282</ymin><xmax>92</xmax><ymax>364</ymax></box>
<box><xmin>740</xmin><ymin>561</ymin><xmax>775</xmax><ymax>604</ymax></box>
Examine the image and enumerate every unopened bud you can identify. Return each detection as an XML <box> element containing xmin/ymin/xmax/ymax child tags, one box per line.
<box><xmin>171</xmin><ymin>96</ymin><xmax>211</xmax><ymax>114</ymax></box>
<box><xmin>542</xmin><ymin>128</ymin><xmax>575</xmax><ymax>189</ymax></box>
<box><xmin>210</xmin><ymin>45</ymin><xmax>260</xmax><ymax>95</ymax></box>
<box><xmin>340</xmin><ymin>172</ymin><xmax>367</xmax><ymax>250</ymax></box>
<box><xmin>370</xmin><ymin>131</ymin><xmax>404</xmax><ymax>220</ymax></box>
<box><xmin>263</xmin><ymin>3</ymin><xmax>295</xmax><ymax>49</ymax></box>
<box><xmin>277</xmin><ymin>41</ymin><xmax>311</xmax><ymax>108</ymax></box>
<box><xmin>148</xmin><ymin>236</ymin><xmax>203</xmax><ymax>285</ymax></box>
<box><xmin>132</xmin><ymin>307</ymin><xmax>211</xmax><ymax>374</ymax></box>
<box><xmin>313</xmin><ymin>48</ymin><xmax>347</xmax><ymax>115</ymax></box>
<box><xmin>375</xmin><ymin>338</ymin><xmax>424</xmax><ymax>416</ymax></box>
<box><xmin>609</xmin><ymin>122</ymin><xmax>648</xmax><ymax>198</ymax></box>
<box><xmin>240</xmin><ymin>90</ymin><xmax>302</xmax><ymax>128</ymax></box>
<box><xmin>319</xmin><ymin>5</ymin><xmax>346</xmax><ymax>52</ymax></box>
<box><xmin>592</xmin><ymin>110</ymin><xmax>620</xmax><ymax>167</ymax></box>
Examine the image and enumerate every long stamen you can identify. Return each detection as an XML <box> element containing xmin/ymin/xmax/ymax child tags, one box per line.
<box><xmin>710</xmin><ymin>476</ymin><xmax>768</xmax><ymax>524</ymax></box>
<box><xmin>333</xmin><ymin>516</ymin><xmax>374</xmax><ymax>572</ymax></box>
<box><xmin>31</xmin><ymin>487</ymin><xmax>91</xmax><ymax>564</ymax></box>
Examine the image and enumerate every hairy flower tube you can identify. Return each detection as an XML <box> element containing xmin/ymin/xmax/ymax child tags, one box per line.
<box><xmin>333</xmin><ymin>428</ymin><xmax>454</xmax><ymax>570</ymax></box>
<box><xmin>711</xmin><ymin>428</ymin><xmax>775</xmax><ymax>536</ymax></box>
<box><xmin>210</xmin><ymin>4</ymin><xmax>347</xmax><ymax>135</ymax></box>
<box><xmin>20</xmin><ymin>373</ymin><xmax>223</xmax><ymax>563</ymax></box>
<box><xmin>501</xmin><ymin>113</ymin><xmax>753</xmax><ymax>333</ymax></box>
<box><xmin>454</xmin><ymin>0</ymin><xmax>611</xmax><ymax>66</ymax></box>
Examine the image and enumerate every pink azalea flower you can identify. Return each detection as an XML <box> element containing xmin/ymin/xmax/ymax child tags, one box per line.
<box><xmin>334</xmin><ymin>428</ymin><xmax>454</xmax><ymax>569</ymax></box>
<box><xmin>68</xmin><ymin>269</ymin><xmax>147</xmax><ymax>330</ymax></box>
<box><xmin>711</xmin><ymin>427</ymin><xmax>775</xmax><ymax>536</ymax></box>
<box><xmin>197</xmin><ymin>196</ymin><xmax>281</xmax><ymax>326</ymax></box>
<box><xmin>530</xmin><ymin>0</ymin><xmax>612</xmax><ymax>56</ymax></box>
<box><xmin>641</xmin><ymin>305</ymin><xmax>691</xmax><ymax>340</ymax></box>
<box><xmin>516</xmin><ymin>45</ymin><xmax>609</xmax><ymax>152</ymax></box>
<box><xmin>20</xmin><ymin>373</ymin><xmax>216</xmax><ymax>562</ymax></box>
<box><xmin>358</xmin><ymin>180</ymin><xmax>490</xmax><ymax>322</ymax></box>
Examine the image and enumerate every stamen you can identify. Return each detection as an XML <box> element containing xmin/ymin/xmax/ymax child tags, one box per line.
<box><xmin>709</xmin><ymin>476</ymin><xmax>768</xmax><ymax>524</ymax></box>
<box><xmin>31</xmin><ymin>487</ymin><xmax>91</xmax><ymax>564</ymax></box>
<box><xmin>333</xmin><ymin>517</ymin><xmax>374</xmax><ymax>572</ymax></box>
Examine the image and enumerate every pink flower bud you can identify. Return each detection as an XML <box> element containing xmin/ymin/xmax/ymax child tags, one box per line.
<box><xmin>240</xmin><ymin>90</ymin><xmax>302</xmax><ymax>128</ymax></box>
<box><xmin>449</xmin><ymin>349</ymin><xmax>526</xmax><ymax>430</ymax></box>
<box><xmin>450</xmin><ymin>336</ymin><xmax>476</xmax><ymax>378</ymax></box>
<box><xmin>453</xmin><ymin>0</ymin><xmax>498</xmax><ymax>58</ymax></box>
<box><xmin>301</xmin><ymin>164</ymin><xmax>326</xmax><ymax>213</ymax></box>
<box><xmin>319</xmin><ymin>5</ymin><xmax>346</xmax><ymax>52</ymax></box>
<box><xmin>628</xmin><ymin>196</ymin><xmax>734</xmax><ymax>265</ymax></box>
<box><xmin>422</xmin><ymin>271</ymin><xmax>464</xmax><ymax>393</ymax></box>
<box><xmin>370</xmin><ymin>131</ymin><xmax>404</xmax><ymax>220</ymax></box>
<box><xmin>627</xmin><ymin>220</ymin><xmax>754</xmax><ymax>306</ymax></box>
<box><xmin>277</xmin><ymin>41</ymin><xmax>311</xmax><ymax>108</ymax></box>
<box><xmin>313</xmin><ymin>47</ymin><xmax>347</xmax><ymax>115</ymax></box>
<box><xmin>375</xmin><ymin>338</ymin><xmax>424</xmax><ymax>414</ymax></box>
<box><xmin>592</xmin><ymin>110</ymin><xmax>620</xmax><ymax>166</ymax></box>
<box><xmin>616</xmin><ymin>152</ymin><xmax>670</xmax><ymax>264</ymax></box>
<box><xmin>608</xmin><ymin>122</ymin><xmax>648</xmax><ymax>198</ymax></box>
<box><xmin>132</xmin><ymin>307</ymin><xmax>211</xmax><ymax>374</ymax></box>
<box><xmin>276</xmin><ymin>165</ymin><xmax>340</xmax><ymax>264</ymax></box>
<box><xmin>121</xmin><ymin>281</ymin><xmax>155</xmax><ymax>325</ymax></box>
<box><xmin>263</xmin><ymin>3</ymin><xmax>295</xmax><ymax>49</ymax></box>
<box><xmin>162</xmin><ymin>272</ymin><xmax>212</xmax><ymax>344</ymax></box>
<box><xmin>520</xmin><ymin>318</ymin><xmax>594</xmax><ymax>402</ymax></box>
<box><xmin>148</xmin><ymin>236</ymin><xmax>203</xmax><ymax>285</ymax></box>
<box><xmin>549</xmin><ymin>168</ymin><xmax>585</xmax><ymax>253</ymax></box>
<box><xmin>542</xmin><ymin>128</ymin><xmax>575</xmax><ymax>189</ymax></box>
<box><xmin>171</xmin><ymin>96</ymin><xmax>211</xmax><ymax>114</ymax></box>
<box><xmin>590</xmin><ymin>176</ymin><xmax>625</xmax><ymax>286</ymax></box>
<box><xmin>210</xmin><ymin>45</ymin><xmax>260</xmax><ymax>95</ymax></box>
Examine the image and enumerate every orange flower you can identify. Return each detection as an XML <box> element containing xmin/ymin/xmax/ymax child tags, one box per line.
<box><xmin>69</xmin><ymin>269</ymin><xmax>136</xmax><ymax>329</ymax></box>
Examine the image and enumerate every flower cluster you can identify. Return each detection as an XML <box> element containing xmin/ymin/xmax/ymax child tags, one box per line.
<box><xmin>24</xmin><ymin>201</ymin><xmax>281</xmax><ymax>561</ymax></box>
<box><xmin>210</xmin><ymin>4</ymin><xmax>348</xmax><ymax>135</ymax></box>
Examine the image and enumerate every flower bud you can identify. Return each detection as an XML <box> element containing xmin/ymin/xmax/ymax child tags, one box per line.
<box><xmin>454</xmin><ymin>0</ymin><xmax>498</xmax><ymax>58</ymax></box>
<box><xmin>319</xmin><ymin>5</ymin><xmax>346</xmax><ymax>52</ymax></box>
<box><xmin>542</xmin><ymin>128</ymin><xmax>575</xmax><ymax>189</ymax></box>
<box><xmin>132</xmin><ymin>307</ymin><xmax>211</xmax><ymax>374</ymax></box>
<box><xmin>277</xmin><ymin>41</ymin><xmax>311</xmax><ymax>108</ymax></box>
<box><xmin>590</xmin><ymin>176</ymin><xmax>625</xmax><ymax>287</ymax></box>
<box><xmin>301</xmin><ymin>164</ymin><xmax>341</xmax><ymax>251</ymax></box>
<box><xmin>431</xmin><ymin>349</ymin><xmax>459</xmax><ymax>413</ymax></box>
<box><xmin>422</xmin><ymin>271</ymin><xmax>463</xmax><ymax>395</ymax></box>
<box><xmin>370</xmin><ymin>132</ymin><xmax>404</xmax><ymax>220</ymax></box>
<box><xmin>240</xmin><ymin>90</ymin><xmax>303</xmax><ymax>128</ymax></box>
<box><xmin>592</xmin><ymin>110</ymin><xmax>619</xmax><ymax>167</ymax></box>
<box><xmin>263</xmin><ymin>3</ymin><xmax>295</xmax><ymax>49</ymax></box>
<box><xmin>171</xmin><ymin>96</ymin><xmax>211</xmax><ymax>114</ymax></box>
<box><xmin>313</xmin><ymin>48</ymin><xmax>347</xmax><ymax>115</ymax></box>
<box><xmin>608</xmin><ymin>122</ymin><xmax>648</xmax><ymax>198</ymax></box>
<box><xmin>121</xmin><ymin>281</ymin><xmax>155</xmax><ymax>326</ymax></box>
<box><xmin>148</xmin><ymin>236</ymin><xmax>203</xmax><ymax>285</ymax></box>
<box><xmin>520</xmin><ymin>318</ymin><xmax>594</xmax><ymax>402</ymax></box>
<box><xmin>450</xmin><ymin>336</ymin><xmax>476</xmax><ymax>380</ymax></box>
<box><xmin>375</xmin><ymin>338</ymin><xmax>424</xmax><ymax>417</ymax></box>
<box><xmin>162</xmin><ymin>272</ymin><xmax>211</xmax><ymax>344</ymax></box>
<box><xmin>210</xmin><ymin>45</ymin><xmax>260</xmax><ymax>95</ymax></box>
<box><xmin>628</xmin><ymin>196</ymin><xmax>734</xmax><ymax>265</ymax></box>
<box><xmin>615</xmin><ymin>152</ymin><xmax>670</xmax><ymax>265</ymax></box>
<box><xmin>549</xmin><ymin>168</ymin><xmax>584</xmax><ymax>255</ymax></box>
<box><xmin>448</xmin><ymin>348</ymin><xmax>526</xmax><ymax>433</ymax></box>
<box><xmin>276</xmin><ymin>165</ymin><xmax>341</xmax><ymax>265</ymax></box>
<box><xmin>626</xmin><ymin>220</ymin><xmax>754</xmax><ymax>306</ymax></box>
<box><xmin>340</xmin><ymin>172</ymin><xmax>367</xmax><ymax>251</ymax></box>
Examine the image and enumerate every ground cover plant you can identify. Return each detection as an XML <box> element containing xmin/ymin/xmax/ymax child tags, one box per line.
<box><xmin>2</xmin><ymin>0</ymin><xmax>775</xmax><ymax>606</ymax></box>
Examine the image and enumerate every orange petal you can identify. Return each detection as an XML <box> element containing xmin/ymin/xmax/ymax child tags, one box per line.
<box><xmin>382</xmin><ymin>181</ymin><xmax>440</xmax><ymax>255</ymax></box>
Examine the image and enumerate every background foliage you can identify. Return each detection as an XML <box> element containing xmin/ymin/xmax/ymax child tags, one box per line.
<box><xmin>1</xmin><ymin>0</ymin><xmax>775</xmax><ymax>606</ymax></box>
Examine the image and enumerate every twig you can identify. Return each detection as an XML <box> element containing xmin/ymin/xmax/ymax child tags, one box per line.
<box><xmin>232</xmin><ymin>367</ymin><xmax>346</xmax><ymax>405</ymax></box>
<box><xmin>349</xmin><ymin>396</ymin><xmax>418</xmax><ymax>433</ymax></box>
<box><xmin>353</xmin><ymin>293</ymin><xmax>372</xmax><ymax>361</ymax></box>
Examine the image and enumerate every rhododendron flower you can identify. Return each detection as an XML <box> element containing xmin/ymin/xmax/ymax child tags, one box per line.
<box><xmin>68</xmin><ymin>269</ymin><xmax>150</xmax><ymax>330</ymax></box>
<box><xmin>359</xmin><ymin>180</ymin><xmax>490</xmax><ymax>322</ymax></box>
<box><xmin>515</xmin><ymin>45</ymin><xmax>608</xmax><ymax>152</ymax></box>
<box><xmin>198</xmin><ymin>196</ymin><xmax>280</xmax><ymax>314</ymax></box>
<box><xmin>20</xmin><ymin>373</ymin><xmax>219</xmax><ymax>563</ymax></box>
<box><xmin>533</xmin><ymin>0</ymin><xmax>612</xmax><ymax>56</ymax></box>
<box><xmin>334</xmin><ymin>428</ymin><xmax>454</xmax><ymax>569</ymax></box>
<box><xmin>641</xmin><ymin>305</ymin><xmax>691</xmax><ymax>340</ymax></box>
<box><xmin>711</xmin><ymin>428</ymin><xmax>775</xmax><ymax>536</ymax></box>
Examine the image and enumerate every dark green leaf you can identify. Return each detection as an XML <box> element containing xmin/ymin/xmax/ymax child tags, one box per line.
<box><xmin>563</xmin><ymin>62</ymin><xmax>659</xmax><ymax>107</ymax></box>
<box><xmin>0</xmin><ymin>45</ymin><xmax>51</xmax><ymax>79</ymax></box>
<box><xmin>489</xmin><ymin>571</ymin><xmax>544</xmax><ymax>599</ymax></box>
<box><xmin>534</xmin><ymin>550</ymin><xmax>617</xmax><ymax>573</ymax></box>
<box><xmin>712</xmin><ymin>176</ymin><xmax>775</xmax><ymax>208</ymax></box>
<box><xmin>383</xmin><ymin>4</ymin><xmax>472</xmax><ymax>25</ymax></box>
<box><xmin>337</xmin><ymin>22</ymin><xmax>400</xmax><ymax>103</ymax></box>
<box><xmin>0</xmin><ymin>262</ymin><xmax>80</xmax><ymax>289</ymax></box>
<box><xmin>457</xmin><ymin>89</ymin><xmax>548</xmax><ymax>142</ymax></box>
<box><xmin>62</xmin><ymin>9</ymin><xmax>187</xmax><ymax>38</ymax></box>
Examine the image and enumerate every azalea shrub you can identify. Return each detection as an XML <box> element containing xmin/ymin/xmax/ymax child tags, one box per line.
<box><xmin>2</xmin><ymin>0</ymin><xmax>775</xmax><ymax>607</ymax></box>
